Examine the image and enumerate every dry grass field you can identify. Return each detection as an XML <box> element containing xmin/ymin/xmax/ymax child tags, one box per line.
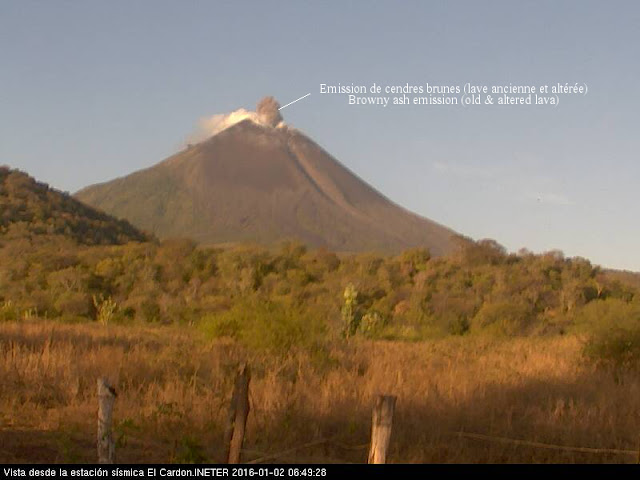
<box><xmin>1</xmin><ymin>321</ymin><xmax>639</xmax><ymax>464</ymax></box>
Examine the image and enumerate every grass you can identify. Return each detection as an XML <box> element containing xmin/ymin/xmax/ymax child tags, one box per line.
<box><xmin>1</xmin><ymin>320</ymin><xmax>640</xmax><ymax>463</ymax></box>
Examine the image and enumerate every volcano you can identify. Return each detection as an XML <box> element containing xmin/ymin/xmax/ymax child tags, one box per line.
<box><xmin>76</xmin><ymin>98</ymin><xmax>456</xmax><ymax>254</ymax></box>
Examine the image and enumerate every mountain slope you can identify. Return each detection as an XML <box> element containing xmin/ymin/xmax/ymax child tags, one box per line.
<box><xmin>76</xmin><ymin>115</ymin><xmax>455</xmax><ymax>254</ymax></box>
<box><xmin>0</xmin><ymin>166</ymin><xmax>149</xmax><ymax>245</ymax></box>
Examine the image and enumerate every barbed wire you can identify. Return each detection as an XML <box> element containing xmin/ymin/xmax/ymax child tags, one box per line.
<box><xmin>245</xmin><ymin>432</ymin><xmax>640</xmax><ymax>464</ymax></box>
<box><xmin>245</xmin><ymin>438</ymin><xmax>333</xmax><ymax>464</ymax></box>
<box><xmin>453</xmin><ymin>431</ymin><xmax>639</xmax><ymax>457</ymax></box>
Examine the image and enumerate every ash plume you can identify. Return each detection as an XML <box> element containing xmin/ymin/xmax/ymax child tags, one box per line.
<box><xmin>256</xmin><ymin>96</ymin><xmax>283</xmax><ymax>128</ymax></box>
<box><xmin>185</xmin><ymin>97</ymin><xmax>285</xmax><ymax>146</ymax></box>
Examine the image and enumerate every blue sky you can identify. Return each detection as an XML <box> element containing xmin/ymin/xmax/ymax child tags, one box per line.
<box><xmin>1</xmin><ymin>1</ymin><xmax>639</xmax><ymax>270</ymax></box>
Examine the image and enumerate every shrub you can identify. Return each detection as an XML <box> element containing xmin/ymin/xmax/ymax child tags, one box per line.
<box><xmin>0</xmin><ymin>300</ymin><xmax>18</xmax><ymax>322</ymax></box>
<box><xmin>447</xmin><ymin>315</ymin><xmax>470</xmax><ymax>336</ymax></box>
<box><xmin>199</xmin><ymin>299</ymin><xmax>326</xmax><ymax>355</ymax></box>
<box><xmin>357</xmin><ymin>311</ymin><xmax>385</xmax><ymax>337</ymax></box>
<box><xmin>140</xmin><ymin>299</ymin><xmax>161</xmax><ymax>323</ymax></box>
<box><xmin>172</xmin><ymin>436</ymin><xmax>207</xmax><ymax>464</ymax></box>
<box><xmin>55</xmin><ymin>292</ymin><xmax>91</xmax><ymax>318</ymax></box>
<box><xmin>581</xmin><ymin>299</ymin><xmax>640</xmax><ymax>369</ymax></box>
<box><xmin>341</xmin><ymin>284</ymin><xmax>360</xmax><ymax>338</ymax></box>
<box><xmin>92</xmin><ymin>294</ymin><xmax>117</xmax><ymax>325</ymax></box>
<box><xmin>472</xmin><ymin>299</ymin><xmax>535</xmax><ymax>336</ymax></box>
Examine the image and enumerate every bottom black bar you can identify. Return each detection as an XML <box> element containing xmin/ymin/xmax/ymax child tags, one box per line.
<box><xmin>1</xmin><ymin>464</ymin><xmax>638</xmax><ymax>480</ymax></box>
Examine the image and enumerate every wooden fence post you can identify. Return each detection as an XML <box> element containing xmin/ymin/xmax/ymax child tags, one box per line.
<box><xmin>368</xmin><ymin>394</ymin><xmax>396</xmax><ymax>464</ymax></box>
<box><xmin>224</xmin><ymin>364</ymin><xmax>251</xmax><ymax>464</ymax></box>
<box><xmin>97</xmin><ymin>377</ymin><xmax>116</xmax><ymax>464</ymax></box>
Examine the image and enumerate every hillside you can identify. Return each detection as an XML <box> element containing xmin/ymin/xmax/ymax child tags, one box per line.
<box><xmin>0</xmin><ymin>166</ymin><xmax>149</xmax><ymax>245</ymax></box>
<box><xmin>76</xmin><ymin>100</ymin><xmax>455</xmax><ymax>255</ymax></box>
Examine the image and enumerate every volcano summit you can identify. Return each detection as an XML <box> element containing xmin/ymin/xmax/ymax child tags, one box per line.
<box><xmin>76</xmin><ymin>97</ymin><xmax>456</xmax><ymax>254</ymax></box>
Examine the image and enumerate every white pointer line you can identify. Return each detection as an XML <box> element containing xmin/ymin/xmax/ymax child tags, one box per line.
<box><xmin>279</xmin><ymin>93</ymin><xmax>311</xmax><ymax>110</ymax></box>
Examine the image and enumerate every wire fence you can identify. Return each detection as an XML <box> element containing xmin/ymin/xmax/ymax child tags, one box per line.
<box><xmin>96</xmin><ymin>372</ymin><xmax>640</xmax><ymax>464</ymax></box>
<box><xmin>453</xmin><ymin>431</ymin><xmax>639</xmax><ymax>459</ymax></box>
<box><xmin>242</xmin><ymin>431</ymin><xmax>640</xmax><ymax>464</ymax></box>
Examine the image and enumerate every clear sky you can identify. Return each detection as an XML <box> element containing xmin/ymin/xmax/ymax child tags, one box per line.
<box><xmin>1</xmin><ymin>1</ymin><xmax>639</xmax><ymax>270</ymax></box>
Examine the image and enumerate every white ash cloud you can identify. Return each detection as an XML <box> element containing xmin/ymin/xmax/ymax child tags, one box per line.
<box><xmin>185</xmin><ymin>97</ymin><xmax>285</xmax><ymax>146</ymax></box>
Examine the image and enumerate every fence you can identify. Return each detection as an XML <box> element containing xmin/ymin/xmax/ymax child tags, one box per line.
<box><xmin>96</xmin><ymin>366</ymin><xmax>396</xmax><ymax>465</ymax></box>
<box><xmin>96</xmin><ymin>367</ymin><xmax>640</xmax><ymax>464</ymax></box>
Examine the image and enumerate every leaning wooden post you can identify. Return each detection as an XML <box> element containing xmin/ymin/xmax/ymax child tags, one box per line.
<box><xmin>368</xmin><ymin>394</ymin><xmax>396</xmax><ymax>464</ymax></box>
<box><xmin>224</xmin><ymin>364</ymin><xmax>251</xmax><ymax>464</ymax></box>
<box><xmin>97</xmin><ymin>377</ymin><xmax>117</xmax><ymax>464</ymax></box>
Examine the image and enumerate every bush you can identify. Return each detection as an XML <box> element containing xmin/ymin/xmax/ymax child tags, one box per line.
<box><xmin>472</xmin><ymin>299</ymin><xmax>535</xmax><ymax>336</ymax></box>
<box><xmin>139</xmin><ymin>299</ymin><xmax>161</xmax><ymax>323</ymax></box>
<box><xmin>199</xmin><ymin>299</ymin><xmax>326</xmax><ymax>355</ymax></box>
<box><xmin>581</xmin><ymin>299</ymin><xmax>640</xmax><ymax>369</ymax></box>
<box><xmin>357</xmin><ymin>311</ymin><xmax>385</xmax><ymax>337</ymax></box>
<box><xmin>0</xmin><ymin>300</ymin><xmax>18</xmax><ymax>322</ymax></box>
<box><xmin>92</xmin><ymin>294</ymin><xmax>117</xmax><ymax>325</ymax></box>
<box><xmin>447</xmin><ymin>315</ymin><xmax>470</xmax><ymax>336</ymax></box>
<box><xmin>341</xmin><ymin>284</ymin><xmax>360</xmax><ymax>338</ymax></box>
<box><xmin>55</xmin><ymin>292</ymin><xmax>91</xmax><ymax>317</ymax></box>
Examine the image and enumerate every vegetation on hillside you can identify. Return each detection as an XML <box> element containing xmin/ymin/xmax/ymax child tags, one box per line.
<box><xmin>4</xmin><ymin>166</ymin><xmax>640</xmax><ymax>366</ymax></box>
<box><xmin>1</xmin><ymin>226</ymin><xmax>639</xmax><ymax>355</ymax></box>
<box><xmin>0</xmin><ymin>166</ymin><xmax>150</xmax><ymax>245</ymax></box>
